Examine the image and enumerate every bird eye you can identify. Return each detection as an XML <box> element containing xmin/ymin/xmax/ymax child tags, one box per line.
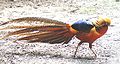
<box><xmin>102</xmin><ymin>22</ymin><xmax>108</xmax><ymax>26</ymax></box>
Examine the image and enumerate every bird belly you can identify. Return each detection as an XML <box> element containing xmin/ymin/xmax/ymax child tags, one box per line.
<box><xmin>76</xmin><ymin>32</ymin><xmax>100</xmax><ymax>43</ymax></box>
<box><xmin>75</xmin><ymin>27</ymin><xmax>106</xmax><ymax>43</ymax></box>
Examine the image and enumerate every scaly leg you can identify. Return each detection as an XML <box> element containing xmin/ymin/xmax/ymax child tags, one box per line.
<box><xmin>89</xmin><ymin>43</ymin><xmax>97</xmax><ymax>58</ymax></box>
<box><xmin>73</xmin><ymin>41</ymin><xmax>83</xmax><ymax>58</ymax></box>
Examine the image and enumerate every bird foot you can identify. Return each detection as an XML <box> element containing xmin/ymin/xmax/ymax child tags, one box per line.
<box><xmin>62</xmin><ymin>44</ymin><xmax>70</xmax><ymax>47</ymax></box>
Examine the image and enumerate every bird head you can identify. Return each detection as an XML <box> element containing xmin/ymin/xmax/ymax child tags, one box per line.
<box><xmin>93</xmin><ymin>16</ymin><xmax>111</xmax><ymax>27</ymax></box>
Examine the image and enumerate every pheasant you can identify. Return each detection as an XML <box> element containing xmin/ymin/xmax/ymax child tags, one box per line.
<box><xmin>0</xmin><ymin>16</ymin><xmax>111</xmax><ymax>58</ymax></box>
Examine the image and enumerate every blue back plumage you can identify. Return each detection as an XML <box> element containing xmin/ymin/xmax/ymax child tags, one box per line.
<box><xmin>71</xmin><ymin>19</ymin><xmax>94</xmax><ymax>33</ymax></box>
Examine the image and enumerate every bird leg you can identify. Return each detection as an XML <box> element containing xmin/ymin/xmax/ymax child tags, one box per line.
<box><xmin>73</xmin><ymin>41</ymin><xmax>83</xmax><ymax>58</ymax></box>
<box><xmin>89</xmin><ymin>43</ymin><xmax>97</xmax><ymax>58</ymax></box>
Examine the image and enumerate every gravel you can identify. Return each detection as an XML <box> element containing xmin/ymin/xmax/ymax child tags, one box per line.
<box><xmin>0</xmin><ymin>0</ymin><xmax>120</xmax><ymax>64</ymax></box>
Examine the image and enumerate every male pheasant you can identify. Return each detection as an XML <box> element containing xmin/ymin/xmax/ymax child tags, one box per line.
<box><xmin>0</xmin><ymin>16</ymin><xmax>111</xmax><ymax>58</ymax></box>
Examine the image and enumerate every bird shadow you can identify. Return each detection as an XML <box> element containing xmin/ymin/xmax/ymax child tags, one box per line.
<box><xmin>51</xmin><ymin>54</ymin><xmax>96</xmax><ymax>60</ymax></box>
<box><xmin>5</xmin><ymin>50</ymin><xmax>97</xmax><ymax>60</ymax></box>
<box><xmin>73</xmin><ymin>56</ymin><xmax>96</xmax><ymax>60</ymax></box>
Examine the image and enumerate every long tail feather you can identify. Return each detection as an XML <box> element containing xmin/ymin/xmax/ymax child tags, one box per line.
<box><xmin>17</xmin><ymin>31</ymin><xmax>61</xmax><ymax>41</ymax></box>
<box><xmin>0</xmin><ymin>17</ymin><xmax>66</xmax><ymax>26</ymax></box>
<box><xmin>0</xmin><ymin>17</ymin><xmax>75</xmax><ymax>44</ymax></box>
<box><xmin>27</xmin><ymin>30</ymin><xmax>68</xmax><ymax>43</ymax></box>
<box><xmin>48</xmin><ymin>36</ymin><xmax>67</xmax><ymax>44</ymax></box>
<box><xmin>48</xmin><ymin>33</ymin><xmax>71</xmax><ymax>44</ymax></box>
<box><xmin>63</xmin><ymin>36</ymin><xmax>74</xmax><ymax>44</ymax></box>
<box><xmin>28</xmin><ymin>30</ymin><xmax>74</xmax><ymax>44</ymax></box>
<box><xmin>1</xmin><ymin>25</ymin><xmax>66</xmax><ymax>39</ymax></box>
<box><xmin>9</xmin><ymin>26</ymin><xmax>63</xmax><ymax>35</ymax></box>
<box><xmin>0</xmin><ymin>26</ymin><xmax>38</xmax><ymax>30</ymax></box>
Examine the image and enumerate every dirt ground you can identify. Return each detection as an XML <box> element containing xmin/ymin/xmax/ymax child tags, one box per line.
<box><xmin>0</xmin><ymin>0</ymin><xmax>120</xmax><ymax>64</ymax></box>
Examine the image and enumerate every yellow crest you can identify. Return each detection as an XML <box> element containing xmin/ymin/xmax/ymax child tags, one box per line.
<box><xmin>93</xmin><ymin>16</ymin><xmax>111</xmax><ymax>27</ymax></box>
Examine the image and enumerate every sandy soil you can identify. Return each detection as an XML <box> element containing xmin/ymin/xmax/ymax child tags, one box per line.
<box><xmin>0</xmin><ymin>0</ymin><xmax>120</xmax><ymax>64</ymax></box>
